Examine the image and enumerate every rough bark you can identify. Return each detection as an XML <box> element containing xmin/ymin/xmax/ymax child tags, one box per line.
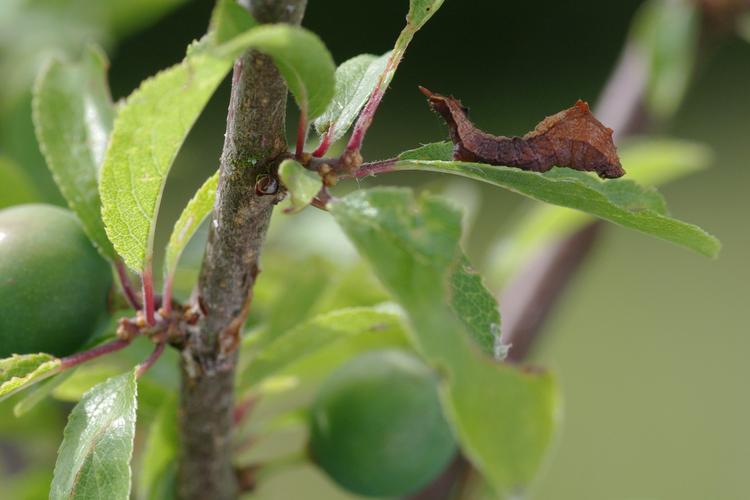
<box><xmin>177</xmin><ymin>2</ymin><xmax>307</xmax><ymax>499</ymax></box>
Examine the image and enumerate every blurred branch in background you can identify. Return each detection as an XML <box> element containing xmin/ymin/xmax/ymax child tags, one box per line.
<box><xmin>0</xmin><ymin>0</ymin><xmax>750</xmax><ymax>499</ymax></box>
<box><xmin>415</xmin><ymin>0</ymin><xmax>749</xmax><ymax>497</ymax></box>
<box><xmin>500</xmin><ymin>0</ymin><xmax>746</xmax><ymax>363</ymax></box>
<box><xmin>498</xmin><ymin>22</ymin><xmax>653</xmax><ymax>362</ymax></box>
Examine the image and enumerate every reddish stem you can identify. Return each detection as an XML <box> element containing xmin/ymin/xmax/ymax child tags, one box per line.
<box><xmin>310</xmin><ymin>186</ymin><xmax>334</xmax><ymax>211</ymax></box>
<box><xmin>142</xmin><ymin>266</ymin><xmax>156</xmax><ymax>326</ymax></box>
<box><xmin>312</xmin><ymin>129</ymin><xmax>332</xmax><ymax>157</ymax></box>
<box><xmin>295</xmin><ymin>111</ymin><xmax>308</xmax><ymax>160</ymax></box>
<box><xmin>345</xmin><ymin>50</ymin><xmax>402</xmax><ymax>154</ymax></box>
<box><xmin>162</xmin><ymin>275</ymin><xmax>174</xmax><ymax>317</ymax></box>
<box><xmin>346</xmin><ymin>86</ymin><xmax>387</xmax><ymax>153</ymax></box>
<box><xmin>233</xmin><ymin>396</ymin><xmax>256</xmax><ymax>425</ymax></box>
<box><xmin>352</xmin><ymin>158</ymin><xmax>398</xmax><ymax>178</ymax></box>
<box><xmin>60</xmin><ymin>338</ymin><xmax>132</xmax><ymax>370</ymax></box>
<box><xmin>136</xmin><ymin>342</ymin><xmax>166</xmax><ymax>378</ymax></box>
<box><xmin>115</xmin><ymin>259</ymin><xmax>142</xmax><ymax>311</ymax></box>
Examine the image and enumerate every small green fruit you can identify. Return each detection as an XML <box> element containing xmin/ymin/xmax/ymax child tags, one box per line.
<box><xmin>0</xmin><ymin>204</ymin><xmax>112</xmax><ymax>357</ymax></box>
<box><xmin>309</xmin><ymin>349</ymin><xmax>456</xmax><ymax>497</ymax></box>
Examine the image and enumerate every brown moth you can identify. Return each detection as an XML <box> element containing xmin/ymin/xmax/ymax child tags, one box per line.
<box><xmin>419</xmin><ymin>87</ymin><xmax>625</xmax><ymax>179</ymax></box>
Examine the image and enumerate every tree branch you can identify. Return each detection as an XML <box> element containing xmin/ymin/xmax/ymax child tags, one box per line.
<box><xmin>417</xmin><ymin>3</ymin><xmax>748</xmax><ymax>498</ymax></box>
<box><xmin>500</xmin><ymin>37</ymin><xmax>650</xmax><ymax>363</ymax></box>
<box><xmin>502</xmin><ymin>222</ymin><xmax>604</xmax><ymax>362</ymax></box>
<box><xmin>499</xmin><ymin>0</ymin><xmax>750</xmax><ymax>360</ymax></box>
<box><xmin>177</xmin><ymin>2</ymin><xmax>307</xmax><ymax>499</ymax></box>
<box><xmin>413</xmin><ymin>21</ymin><xmax>655</xmax><ymax>500</ymax></box>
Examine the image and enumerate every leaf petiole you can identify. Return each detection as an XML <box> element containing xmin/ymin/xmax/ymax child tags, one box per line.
<box><xmin>115</xmin><ymin>259</ymin><xmax>142</xmax><ymax>311</ymax></box>
<box><xmin>312</xmin><ymin>128</ymin><xmax>333</xmax><ymax>157</ymax></box>
<box><xmin>295</xmin><ymin>110</ymin><xmax>308</xmax><ymax>160</ymax></box>
<box><xmin>344</xmin><ymin>48</ymin><xmax>401</xmax><ymax>154</ymax></box>
<box><xmin>136</xmin><ymin>342</ymin><xmax>166</xmax><ymax>378</ymax></box>
<box><xmin>59</xmin><ymin>338</ymin><xmax>132</xmax><ymax>371</ymax></box>
<box><xmin>345</xmin><ymin>1</ymin><xmax>442</xmax><ymax>155</ymax></box>
<box><xmin>161</xmin><ymin>276</ymin><xmax>174</xmax><ymax>317</ymax></box>
<box><xmin>142</xmin><ymin>264</ymin><xmax>157</xmax><ymax>326</ymax></box>
<box><xmin>352</xmin><ymin>158</ymin><xmax>398</xmax><ymax>178</ymax></box>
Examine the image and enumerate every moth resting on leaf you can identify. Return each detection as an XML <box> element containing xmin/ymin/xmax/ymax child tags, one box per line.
<box><xmin>420</xmin><ymin>87</ymin><xmax>625</xmax><ymax>179</ymax></box>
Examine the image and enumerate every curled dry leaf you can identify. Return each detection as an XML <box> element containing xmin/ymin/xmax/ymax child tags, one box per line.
<box><xmin>420</xmin><ymin>87</ymin><xmax>625</xmax><ymax>179</ymax></box>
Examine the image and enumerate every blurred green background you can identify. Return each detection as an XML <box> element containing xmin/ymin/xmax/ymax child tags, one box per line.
<box><xmin>1</xmin><ymin>0</ymin><xmax>748</xmax><ymax>499</ymax></box>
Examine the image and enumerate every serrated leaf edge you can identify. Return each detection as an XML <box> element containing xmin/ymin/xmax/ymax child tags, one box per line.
<box><xmin>0</xmin><ymin>354</ymin><xmax>62</xmax><ymax>401</ymax></box>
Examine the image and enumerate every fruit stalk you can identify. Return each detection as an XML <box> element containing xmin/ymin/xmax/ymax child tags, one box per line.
<box><xmin>176</xmin><ymin>1</ymin><xmax>307</xmax><ymax>499</ymax></box>
<box><xmin>59</xmin><ymin>338</ymin><xmax>131</xmax><ymax>370</ymax></box>
<box><xmin>136</xmin><ymin>341</ymin><xmax>165</xmax><ymax>378</ymax></box>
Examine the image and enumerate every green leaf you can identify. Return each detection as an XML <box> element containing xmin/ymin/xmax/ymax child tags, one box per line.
<box><xmin>253</xmin><ymin>256</ymin><xmax>336</xmax><ymax>347</ymax></box>
<box><xmin>313</xmin><ymin>53</ymin><xmax>376</xmax><ymax>134</ymax></box>
<box><xmin>102</xmin><ymin>23</ymin><xmax>335</xmax><ymax>271</ymax></box>
<box><xmin>52</xmin><ymin>364</ymin><xmax>123</xmax><ymax>402</ymax></box>
<box><xmin>240</xmin><ymin>307</ymin><xmax>408</xmax><ymax>388</ymax></box>
<box><xmin>0</xmin><ymin>156</ymin><xmax>40</xmax><ymax>209</ymax></box>
<box><xmin>488</xmin><ymin>138</ymin><xmax>714</xmax><ymax>284</ymax></box>
<box><xmin>210</xmin><ymin>0</ymin><xmax>257</xmax><ymax>44</ymax></box>
<box><xmin>311</xmin><ymin>262</ymin><xmax>391</xmax><ymax>315</ymax></box>
<box><xmin>242</xmin><ymin>258</ymin><xmax>393</xmax><ymax>382</ymax></box>
<box><xmin>450</xmin><ymin>254</ymin><xmax>504</xmax><ymax>358</ymax></box>
<box><xmin>616</xmin><ymin>138</ymin><xmax>713</xmax><ymax>185</ymax></box>
<box><xmin>164</xmin><ymin>170</ymin><xmax>219</xmax><ymax>279</ymax></box>
<box><xmin>407</xmin><ymin>0</ymin><xmax>446</xmax><ymax>30</ymax></box>
<box><xmin>247</xmin><ymin>252</ymin><xmax>391</xmax><ymax>326</ymax></box>
<box><xmin>101</xmin><ymin>0</ymin><xmax>189</xmax><ymax>39</ymax></box>
<box><xmin>216</xmin><ymin>25</ymin><xmax>335</xmax><ymax>120</ymax></box>
<box><xmin>32</xmin><ymin>45</ymin><xmax>117</xmax><ymax>259</ymax></box>
<box><xmin>388</xmin><ymin>150</ymin><xmax>720</xmax><ymax>257</ymax></box>
<box><xmin>399</xmin><ymin>141</ymin><xmax>453</xmax><ymax>161</ymax></box>
<box><xmin>278</xmin><ymin>159</ymin><xmax>322</xmax><ymax>213</ymax></box>
<box><xmin>631</xmin><ymin>0</ymin><xmax>699</xmax><ymax>119</ymax></box>
<box><xmin>51</xmin><ymin>369</ymin><xmax>138</xmax><ymax>500</ymax></box>
<box><xmin>444</xmin><ymin>352</ymin><xmax>559</xmax><ymax>497</ymax></box>
<box><xmin>0</xmin><ymin>353</ymin><xmax>61</xmax><ymax>402</ymax></box>
<box><xmin>100</xmin><ymin>39</ymin><xmax>233</xmax><ymax>271</ymax></box>
<box><xmin>138</xmin><ymin>397</ymin><xmax>178</xmax><ymax>500</ymax></box>
<box><xmin>330</xmin><ymin>188</ymin><xmax>560</xmax><ymax>495</ymax></box>
<box><xmin>343</xmin><ymin>0</ymin><xmax>444</xmax><ymax>146</ymax></box>
<box><xmin>313</xmin><ymin>52</ymin><xmax>391</xmax><ymax>144</ymax></box>
<box><xmin>13</xmin><ymin>369</ymin><xmax>76</xmax><ymax>417</ymax></box>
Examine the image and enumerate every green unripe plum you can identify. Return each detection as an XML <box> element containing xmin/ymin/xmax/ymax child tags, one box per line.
<box><xmin>309</xmin><ymin>349</ymin><xmax>457</xmax><ymax>497</ymax></box>
<box><xmin>0</xmin><ymin>204</ymin><xmax>112</xmax><ymax>357</ymax></box>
